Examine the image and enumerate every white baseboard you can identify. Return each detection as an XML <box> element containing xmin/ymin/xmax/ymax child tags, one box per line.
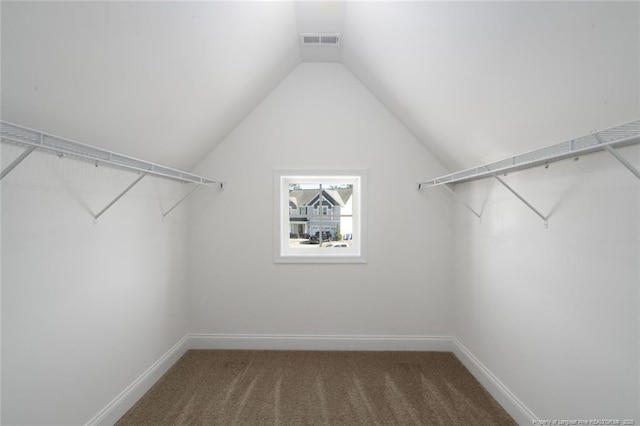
<box><xmin>85</xmin><ymin>335</ymin><xmax>190</xmax><ymax>426</ymax></box>
<box><xmin>451</xmin><ymin>337</ymin><xmax>537</xmax><ymax>425</ymax></box>
<box><xmin>87</xmin><ymin>333</ymin><xmax>537</xmax><ymax>426</ymax></box>
<box><xmin>188</xmin><ymin>333</ymin><xmax>454</xmax><ymax>352</ymax></box>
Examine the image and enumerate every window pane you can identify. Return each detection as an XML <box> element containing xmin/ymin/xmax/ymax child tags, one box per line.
<box><xmin>275</xmin><ymin>170</ymin><xmax>366</xmax><ymax>264</ymax></box>
<box><xmin>288</xmin><ymin>183</ymin><xmax>354</xmax><ymax>249</ymax></box>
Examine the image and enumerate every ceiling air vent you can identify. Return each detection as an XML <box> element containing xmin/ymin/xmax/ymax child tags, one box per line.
<box><xmin>300</xmin><ymin>33</ymin><xmax>341</xmax><ymax>46</ymax></box>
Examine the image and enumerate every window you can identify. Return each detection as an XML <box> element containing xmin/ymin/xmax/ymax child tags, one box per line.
<box><xmin>274</xmin><ymin>170</ymin><xmax>367</xmax><ymax>263</ymax></box>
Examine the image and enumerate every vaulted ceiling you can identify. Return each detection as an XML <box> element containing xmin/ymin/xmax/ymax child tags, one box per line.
<box><xmin>2</xmin><ymin>1</ymin><xmax>639</xmax><ymax>172</ymax></box>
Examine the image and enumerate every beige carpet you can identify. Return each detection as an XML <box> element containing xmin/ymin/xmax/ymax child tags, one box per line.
<box><xmin>117</xmin><ymin>350</ymin><xmax>516</xmax><ymax>425</ymax></box>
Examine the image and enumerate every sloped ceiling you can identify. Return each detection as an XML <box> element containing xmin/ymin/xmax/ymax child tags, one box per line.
<box><xmin>1</xmin><ymin>1</ymin><xmax>300</xmax><ymax>170</ymax></box>
<box><xmin>2</xmin><ymin>1</ymin><xmax>638</xmax><ymax>172</ymax></box>
<box><xmin>295</xmin><ymin>1</ymin><xmax>345</xmax><ymax>62</ymax></box>
<box><xmin>342</xmin><ymin>1</ymin><xmax>640</xmax><ymax>171</ymax></box>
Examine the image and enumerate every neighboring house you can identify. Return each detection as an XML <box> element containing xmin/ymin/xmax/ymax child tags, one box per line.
<box><xmin>289</xmin><ymin>187</ymin><xmax>353</xmax><ymax>239</ymax></box>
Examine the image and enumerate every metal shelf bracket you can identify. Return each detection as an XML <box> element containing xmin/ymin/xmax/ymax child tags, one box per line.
<box><xmin>94</xmin><ymin>173</ymin><xmax>146</xmax><ymax>221</ymax></box>
<box><xmin>162</xmin><ymin>181</ymin><xmax>225</xmax><ymax>220</ymax></box>
<box><xmin>494</xmin><ymin>175</ymin><xmax>548</xmax><ymax>228</ymax></box>
<box><xmin>442</xmin><ymin>184</ymin><xmax>482</xmax><ymax>220</ymax></box>
<box><xmin>1</xmin><ymin>145</ymin><xmax>36</xmax><ymax>180</ymax></box>
<box><xmin>162</xmin><ymin>184</ymin><xmax>202</xmax><ymax>219</ymax></box>
<box><xmin>603</xmin><ymin>145</ymin><xmax>640</xmax><ymax>181</ymax></box>
<box><xmin>418</xmin><ymin>182</ymin><xmax>482</xmax><ymax>220</ymax></box>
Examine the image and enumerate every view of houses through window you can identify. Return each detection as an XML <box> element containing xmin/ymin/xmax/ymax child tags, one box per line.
<box><xmin>275</xmin><ymin>170</ymin><xmax>365</xmax><ymax>263</ymax></box>
<box><xmin>288</xmin><ymin>183</ymin><xmax>353</xmax><ymax>249</ymax></box>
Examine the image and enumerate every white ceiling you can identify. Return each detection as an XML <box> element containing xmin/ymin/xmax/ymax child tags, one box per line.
<box><xmin>342</xmin><ymin>1</ymin><xmax>640</xmax><ymax>171</ymax></box>
<box><xmin>295</xmin><ymin>1</ymin><xmax>345</xmax><ymax>62</ymax></box>
<box><xmin>2</xmin><ymin>1</ymin><xmax>639</xmax><ymax>172</ymax></box>
<box><xmin>2</xmin><ymin>2</ymin><xmax>301</xmax><ymax>170</ymax></box>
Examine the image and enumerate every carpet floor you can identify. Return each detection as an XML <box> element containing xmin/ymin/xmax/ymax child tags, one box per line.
<box><xmin>116</xmin><ymin>350</ymin><xmax>516</xmax><ymax>425</ymax></box>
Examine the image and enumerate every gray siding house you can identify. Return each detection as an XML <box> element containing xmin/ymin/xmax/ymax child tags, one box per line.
<box><xmin>288</xmin><ymin>188</ymin><xmax>353</xmax><ymax>239</ymax></box>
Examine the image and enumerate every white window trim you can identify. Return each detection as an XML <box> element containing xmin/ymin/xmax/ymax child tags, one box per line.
<box><xmin>274</xmin><ymin>170</ymin><xmax>367</xmax><ymax>264</ymax></box>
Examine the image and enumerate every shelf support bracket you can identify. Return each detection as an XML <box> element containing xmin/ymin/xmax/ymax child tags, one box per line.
<box><xmin>442</xmin><ymin>184</ymin><xmax>482</xmax><ymax>220</ymax></box>
<box><xmin>1</xmin><ymin>146</ymin><xmax>36</xmax><ymax>180</ymax></box>
<box><xmin>94</xmin><ymin>173</ymin><xmax>146</xmax><ymax>221</ymax></box>
<box><xmin>494</xmin><ymin>175</ymin><xmax>548</xmax><ymax>228</ymax></box>
<box><xmin>603</xmin><ymin>145</ymin><xmax>640</xmax><ymax>181</ymax></box>
<box><xmin>162</xmin><ymin>184</ymin><xmax>202</xmax><ymax>219</ymax></box>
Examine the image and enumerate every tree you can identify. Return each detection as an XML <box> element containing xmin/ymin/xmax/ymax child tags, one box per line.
<box><xmin>334</xmin><ymin>224</ymin><xmax>342</xmax><ymax>241</ymax></box>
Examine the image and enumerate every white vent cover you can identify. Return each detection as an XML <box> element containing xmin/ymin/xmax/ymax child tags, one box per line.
<box><xmin>300</xmin><ymin>33</ymin><xmax>341</xmax><ymax>46</ymax></box>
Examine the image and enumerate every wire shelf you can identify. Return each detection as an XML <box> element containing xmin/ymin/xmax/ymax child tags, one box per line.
<box><xmin>418</xmin><ymin>119</ymin><xmax>640</xmax><ymax>189</ymax></box>
<box><xmin>0</xmin><ymin>120</ymin><xmax>220</xmax><ymax>186</ymax></box>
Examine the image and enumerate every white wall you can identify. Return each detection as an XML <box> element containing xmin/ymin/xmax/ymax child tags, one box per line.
<box><xmin>453</xmin><ymin>144</ymin><xmax>640</xmax><ymax>420</ymax></box>
<box><xmin>188</xmin><ymin>63</ymin><xmax>454</xmax><ymax>339</ymax></box>
<box><xmin>450</xmin><ymin>2</ymin><xmax>640</xmax><ymax>420</ymax></box>
<box><xmin>1</xmin><ymin>145</ymin><xmax>190</xmax><ymax>425</ymax></box>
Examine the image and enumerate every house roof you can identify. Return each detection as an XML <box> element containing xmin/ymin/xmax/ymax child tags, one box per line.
<box><xmin>2</xmin><ymin>2</ymin><xmax>638</xmax><ymax>172</ymax></box>
<box><xmin>289</xmin><ymin>188</ymin><xmax>352</xmax><ymax>208</ymax></box>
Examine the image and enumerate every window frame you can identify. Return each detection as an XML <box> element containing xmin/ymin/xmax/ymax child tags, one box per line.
<box><xmin>274</xmin><ymin>170</ymin><xmax>367</xmax><ymax>264</ymax></box>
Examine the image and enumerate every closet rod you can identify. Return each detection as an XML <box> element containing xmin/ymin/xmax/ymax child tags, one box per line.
<box><xmin>417</xmin><ymin>119</ymin><xmax>640</xmax><ymax>189</ymax></box>
<box><xmin>0</xmin><ymin>120</ymin><xmax>222</xmax><ymax>187</ymax></box>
